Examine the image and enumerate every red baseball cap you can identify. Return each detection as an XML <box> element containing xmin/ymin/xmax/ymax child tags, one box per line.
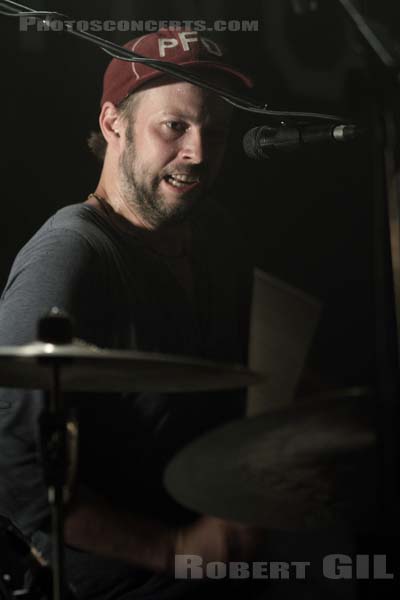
<box><xmin>101</xmin><ymin>29</ymin><xmax>254</xmax><ymax>107</ymax></box>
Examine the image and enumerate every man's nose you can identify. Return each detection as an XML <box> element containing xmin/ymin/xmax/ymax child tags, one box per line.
<box><xmin>179</xmin><ymin>129</ymin><xmax>205</xmax><ymax>164</ymax></box>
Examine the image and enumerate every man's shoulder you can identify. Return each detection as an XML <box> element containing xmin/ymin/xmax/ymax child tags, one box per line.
<box><xmin>21</xmin><ymin>203</ymin><xmax>116</xmax><ymax>259</ymax></box>
<box><xmin>3</xmin><ymin>203</ymin><xmax>121</xmax><ymax>291</ymax></box>
<box><xmin>44</xmin><ymin>202</ymin><xmax>112</xmax><ymax>244</ymax></box>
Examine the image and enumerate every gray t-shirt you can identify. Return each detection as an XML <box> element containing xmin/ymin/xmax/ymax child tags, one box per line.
<box><xmin>0</xmin><ymin>200</ymin><xmax>252</xmax><ymax>598</ymax></box>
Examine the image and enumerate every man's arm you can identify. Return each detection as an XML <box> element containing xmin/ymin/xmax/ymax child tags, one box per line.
<box><xmin>64</xmin><ymin>485</ymin><xmax>175</xmax><ymax>572</ymax></box>
<box><xmin>65</xmin><ymin>485</ymin><xmax>262</xmax><ymax>573</ymax></box>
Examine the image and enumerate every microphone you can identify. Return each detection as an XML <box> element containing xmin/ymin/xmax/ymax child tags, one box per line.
<box><xmin>243</xmin><ymin>123</ymin><xmax>360</xmax><ymax>159</ymax></box>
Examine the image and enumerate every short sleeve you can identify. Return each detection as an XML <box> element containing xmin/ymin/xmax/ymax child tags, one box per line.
<box><xmin>0</xmin><ymin>227</ymin><xmax>106</xmax><ymax>346</ymax></box>
<box><xmin>0</xmin><ymin>226</ymin><xmax>106</xmax><ymax>535</ymax></box>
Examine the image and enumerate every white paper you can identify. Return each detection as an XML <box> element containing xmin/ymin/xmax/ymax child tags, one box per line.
<box><xmin>247</xmin><ymin>269</ymin><xmax>322</xmax><ymax>415</ymax></box>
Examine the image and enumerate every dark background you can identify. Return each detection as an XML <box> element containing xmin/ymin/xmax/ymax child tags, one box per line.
<box><xmin>1</xmin><ymin>0</ymin><xmax>400</xmax><ymax>594</ymax></box>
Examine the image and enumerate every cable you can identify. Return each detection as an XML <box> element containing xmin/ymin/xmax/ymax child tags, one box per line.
<box><xmin>337</xmin><ymin>0</ymin><xmax>397</xmax><ymax>70</ymax></box>
<box><xmin>0</xmin><ymin>0</ymin><xmax>349</xmax><ymax>123</ymax></box>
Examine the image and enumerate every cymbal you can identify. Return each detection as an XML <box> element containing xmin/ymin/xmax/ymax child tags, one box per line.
<box><xmin>0</xmin><ymin>339</ymin><xmax>262</xmax><ymax>393</ymax></box>
<box><xmin>164</xmin><ymin>393</ymin><xmax>376</xmax><ymax>530</ymax></box>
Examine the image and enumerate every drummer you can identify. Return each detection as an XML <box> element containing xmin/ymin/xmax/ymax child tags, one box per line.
<box><xmin>0</xmin><ymin>29</ymin><xmax>266</xmax><ymax>599</ymax></box>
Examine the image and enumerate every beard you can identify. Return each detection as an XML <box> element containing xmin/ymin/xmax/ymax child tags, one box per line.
<box><xmin>119</xmin><ymin>123</ymin><xmax>204</xmax><ymax>229</ymax></box>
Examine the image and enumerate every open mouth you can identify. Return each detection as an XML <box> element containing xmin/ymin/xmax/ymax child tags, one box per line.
<box><xmin>163</xmin><ymin>173</ymin><xmax>201</xmax><ymax>193</ymax></box>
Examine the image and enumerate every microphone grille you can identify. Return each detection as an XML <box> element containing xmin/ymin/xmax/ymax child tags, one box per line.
<box><xmin>243</xmin><ymin>126</ymin><xmax>267</xmax><ymax>160</ymax></box>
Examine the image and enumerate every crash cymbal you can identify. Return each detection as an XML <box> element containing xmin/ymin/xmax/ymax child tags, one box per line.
<box><xmin>164</xmin><ymin>393</ymin><xmax>376</xmax><ymax>530</ymax></box>
<box><xmin>0</xmin><ymin>339</ymin><xmax>263</xmax><ymax>393</ymax></box>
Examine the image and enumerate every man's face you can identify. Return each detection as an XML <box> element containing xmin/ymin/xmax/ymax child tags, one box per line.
<box><xmin>117</xmin><ymin>79</ymin><xmax>232</xmax><ymax>228</ymax></box>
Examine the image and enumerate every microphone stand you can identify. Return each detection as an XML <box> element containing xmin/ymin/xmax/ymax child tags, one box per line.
<box><xmin>337</xmin><ymin>0</ymin><xmax>400</xmax><ymax>530</ymax></box>
<box><xmin>37</xmin><ymin>309</ymin><xmax>78</xmax><ymax>600</ymax></box>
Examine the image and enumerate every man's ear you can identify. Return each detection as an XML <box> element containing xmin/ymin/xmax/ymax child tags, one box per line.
<box><xmin>99</xmin><ymin>102</ymin><xmax>122</xmax><ymax>144</ymax></box>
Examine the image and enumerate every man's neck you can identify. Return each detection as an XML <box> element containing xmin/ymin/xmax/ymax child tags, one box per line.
<box><xmin>87</xmin><ymin>189</ymin><xmax>191</xmax><ymax>259</ymax></box>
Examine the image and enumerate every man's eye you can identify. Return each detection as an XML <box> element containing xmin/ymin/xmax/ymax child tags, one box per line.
<box><xmin>165</xmin><ymin>121</ymin><xmax>187</xmax><ymax>133</ymax></box>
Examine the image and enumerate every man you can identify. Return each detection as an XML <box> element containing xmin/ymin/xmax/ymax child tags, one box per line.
<box><xmin>0</xmin><ymin>29</ymin><xmax>266</xmax><ymax>599</ymax></box>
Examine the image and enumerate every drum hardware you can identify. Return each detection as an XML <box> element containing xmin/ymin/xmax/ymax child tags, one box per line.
<box><xmin>0</xmin><ymin>515</ymin><xmax>55</xmax><ymax>600</ymax></box>
<box><xmin>0</xmin><ymin>307</ymin><xmax>263</xmax><ymax>600</ymax></box>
